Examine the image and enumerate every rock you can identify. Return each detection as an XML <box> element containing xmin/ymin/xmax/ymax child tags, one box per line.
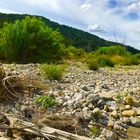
<box><xmin>101</xmin><ymin>112</ymin><xmax>108</xmax><ymax>125</ymax></box>
<box><xmin>121</xmin><ymin>117</ymin><xmax>131</xmax><ymax>125</ymax></box>
<box><xmin>87</xmin><ymin>94</ymin><xmax>100</xmax><ymax>104</ymax></box>
<box><xmin>84</xmin><ymin>111</ymin><xmax>93</xmax><ymax>120</ymax></box>
<box><xmin>131</xmin><ymin>118</ymin><xmax>140</xmax><ymax>127</ymax></box>
<box><xmin>101</xmin><ymin>129</ymin><xmax>119</xmax><ymax>140</ymax></box>
<box><xmin>96</xmin><ymin>99</ymin><xmax>106</xmax><ymax>109</ymax></box>
<box><xmin>136</xmin><ymin>109</ymin><xmax>140</xmax><ymax>116</ymax></box>
<box><xmin>125</xmin><ymin>105</ymin><xmax>131</xmax><ymax>110</ymax></box>
<box><xmin>111</xmin><ymin>110</ymin><xmax>118</xmax><ymax>118</ymax></box>
<box><xmin>123</xmin><ymin>96</ymin><xmax>133</xmax><ymax>105</ymax></box>
<box><xmin>114</xmin><ymin>123</ymin><xmax>123</xmax><ymax>130</ymax></box>
<box><xmin>104</xmin><ymin>105</ymin><xmax>109</xmax><ymax>112</ymax></box>
<box><xmin>92</xmin><ymin>108</ymin><xmax>102</xmax><ymax>120</ymax></box>
<box><xmin>107</xmin><ymin>120</ymin><xmax>114</xmax><ymax>129</ymax></box>
<box><xmin>75</xmin><ymin>93</ymin><xmax>83</xmax><ymax>101</ymax></box>
<box><xmin>122</xmin><ymin>110</ymin><xmax>136</xmax><ymax>117</ymax></box>
<box><xmin>99</xmin><ymin>92</ymin><xmax>113</xmax><ymax>101</ymax></box>
<box><xmin>82</xmin><ymin>86</ymin><xmax>90</xmax><ymax>91</ymax></box>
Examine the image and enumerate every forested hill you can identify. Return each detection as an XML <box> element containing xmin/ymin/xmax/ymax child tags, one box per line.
<box><xmin>0</xmin><ymin>12</ymin><xmax>139</xmax><ymax>53</ymax></box>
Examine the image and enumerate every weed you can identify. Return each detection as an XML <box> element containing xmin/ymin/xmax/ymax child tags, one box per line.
<box><xmin>34</xmin><ymin>95</ymin><xmax>55</xmax><ymax>108</ymax></box>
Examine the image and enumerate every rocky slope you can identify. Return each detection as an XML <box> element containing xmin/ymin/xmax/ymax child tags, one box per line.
<box><xmin>0</xmin><ymin>62</ymin><xmax>140</xmax><ymax>140</ymax></box>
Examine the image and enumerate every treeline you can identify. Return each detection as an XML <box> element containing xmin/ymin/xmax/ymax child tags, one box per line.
<box><xmin>0</xmin><ymin>12</ymin><xmax>139</xmax><ymax>54</ymax></box>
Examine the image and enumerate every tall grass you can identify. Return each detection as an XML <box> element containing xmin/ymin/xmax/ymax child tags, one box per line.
<box><xmin>40</xmin><ymin>64</ymin><xmax>65</xmax><ymax>80</ymax></box>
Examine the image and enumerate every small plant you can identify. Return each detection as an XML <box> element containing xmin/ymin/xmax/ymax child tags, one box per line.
<box><xmin>40</xmin><ymin>64</ymin><xmax>65</xmax><ymax>80</ymax></box>
<box><xmin>88</xmin><ymin>60</ymin><xmax>99</xmax><ymax>70</ymax></box>
<box><xmin>34</xmin><ymin>95</ymin><xmax>55</xmax><ymax>108</ymax></box>
<box><xmin>90</xmin><ymin>126</ymin><xmax>100</xmax><ymax>137</ymax></box>
<box><xmin>116</xmin><ymin>93</ymin><xmax>122</xmax><ymax>100</ymax></box>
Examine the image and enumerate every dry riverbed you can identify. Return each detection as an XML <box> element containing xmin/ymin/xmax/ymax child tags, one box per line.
<box><xmin>0</xmin><ymin>62</ymin><xmax>140</xmax><ymax>140</ymax></box>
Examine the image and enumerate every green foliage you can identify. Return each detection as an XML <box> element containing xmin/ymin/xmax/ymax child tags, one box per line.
<box><xmin>0</xmin><ymin>16</ymin><xmax>64</xmax><ymax>63</ymax></box>
<box><xmin>90</xmin><ymin>126</ymin><xmax>100</xmax><ymax>137</ymax></box>
<box><xmin>88</xmin><ymin>60</ymin><xmax>99</xmax><ymax>70</ymax></box>
<box><xmin>96</xmin><ymin>55</ymin><xmax>115</xmax><ymax>67</ymax></box>
<box><xmin>86</xmin><ymin>46</ymin><xmax>140</xmax><ymax>68</ymax></box>
<box><xmin>95</xmin><ymin>46</ymin><xmax>131</xmax><ymax>56</ymax></box>
<box><xmin>34</xmin><ymin>95</ymin><xmax>55</xmax><ymax>108</ymax></box>
<box><xmin>64</xmin><ymin>46</ymin><xmax>85</xmax><ymax>59</ymax></box>
<box><xmin>115</xmin><ymin>93</ymin><xmax>122</xmax><ymax>100</ymax></box>
<box><xmin>40</xmin><ymin>63</ymin><xmax>65</xmax><ymax>80</ymax></box>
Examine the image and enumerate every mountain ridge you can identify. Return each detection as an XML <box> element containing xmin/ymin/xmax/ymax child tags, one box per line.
<box><xmin>0</xmin><ymin>12</ymin><xmax>139</xmax><ymax>53</ymax></box>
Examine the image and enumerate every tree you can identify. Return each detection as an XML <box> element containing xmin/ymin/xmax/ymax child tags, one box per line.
<box><xmin>0</xmin><ymin>16</ymin><xmax>64</xmax><ymax>63</ymax></box>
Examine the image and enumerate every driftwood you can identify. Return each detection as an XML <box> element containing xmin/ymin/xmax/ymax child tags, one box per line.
<box><xmin>0</xmin><ymin>115</ymin><xmax>93</xmax><ymax>140</ymax></box>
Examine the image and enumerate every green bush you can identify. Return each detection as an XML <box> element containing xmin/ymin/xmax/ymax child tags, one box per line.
<box><xmin>121</xmin><ymin>56</ymin><xmax>140</xmax><ymax>65</ymax></box>
<box><xmin>88</xmin><ymin>60</ymin><xmax>99</xmax><ymax>70</ymax></box>
<box><xmin>40</xmin><ymin>64</ymin><xmax>65</xmax><ymax>80</ymax></box>
<box><xmin>64</xmin><ymin>46</ymin><xmax>85</xmax><ymax>59</ymax></box>
<box><xmin>95</xmin><ymin>46</ymin><xmax>130</xmax><ymax>56</ymax></box>
<box><xmin>0</xmin><ymin>16</ymin><xmax>64</xmax><ymax>63</ymax></box>
<box><xmin>96</xmin><ymin>55</ymin><xmax>115</xmax><ymax>67</ymax></box>
<box><xmin>34</xmin><ymin>95</ymin><xmax>55</xmax><ymax>108</ymax></box>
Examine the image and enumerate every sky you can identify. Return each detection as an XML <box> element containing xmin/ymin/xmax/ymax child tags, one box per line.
<box><xmin>0</xmin><ymin>0</ymin><xmax>140</xmax><ymax>50</ymax></box>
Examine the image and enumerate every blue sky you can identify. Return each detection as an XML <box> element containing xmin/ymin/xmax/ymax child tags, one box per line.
<box><xmin>0</xmin><ymin>0</ymin><xmax>140</xmax><ymax>49</ymax></box>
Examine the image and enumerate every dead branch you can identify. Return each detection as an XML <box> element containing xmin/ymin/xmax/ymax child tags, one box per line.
<box><xmin>0</xmin><ymin>115</ymin><xmax>93</xmax><ymax>140</ymax></box>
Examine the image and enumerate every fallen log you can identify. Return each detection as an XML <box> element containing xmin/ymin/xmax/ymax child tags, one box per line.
<box><xmin>2</xmin><ymin>116</ymin><xmax>93</xmax><ymax>140</ymax></box>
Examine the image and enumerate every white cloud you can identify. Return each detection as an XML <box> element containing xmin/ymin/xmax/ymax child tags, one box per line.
<box><xmin>87</xmin><ymin>24</ymin><xmax>107</xmax><ymax>33</ymax></box>
<box><xmin>80</xmin><ymin>4</ymin><xmax>92</xmax><ymax>12</ymax></box>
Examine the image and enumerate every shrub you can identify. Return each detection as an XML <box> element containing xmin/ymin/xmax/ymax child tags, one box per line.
<box><xmin>40</xmin><ymin>64</ymin><xmax>65</xmax><ymax>80</ymax></box>
<box><xmin>95</xmin><ymin>46</ymin><xmax>130</xmax><ymax>56</ymax></box>
<box><xmin>88</xmin><ymin>60</ymin><xmax>99</xmax><ymax>70</ymax></box>
<box><xmin>0</xmin><ymin>16</ymin><xmax>64</xmax><ymax>63</ymax></box>
<box><xmin>96</xmin><ymin>55</ymin><xmax>115</xmax><ymax>67</ymax></box>
<box><xmin>34</xmin><ymin>95</ymin><xmax>55</xmax><ymax>108</ymax></box>
<box><xmin>64</xmin><ymin>46</ymin><xmax>85</xmax><ymax>59</ymax></box>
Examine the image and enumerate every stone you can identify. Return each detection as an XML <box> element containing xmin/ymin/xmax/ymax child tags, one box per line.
<box><xmin>121</xmin><ymin>117</ymin><xmax>131</xmax><ymax>125</ymax></box>
<box><xmin>122</xmin><ymin>110</ymin><xmax>136</xmax><ymax>117</ymax></box>
<box><xmin>131</xmin><ymin>118</ymin><xmax>140</xmax><ymax>127</ymax></box>
<box><xmin>136</xmin><ymin>109</ymin><xmax>140</xmax><ymax>116</ymax></box>
<box><xmin>92</xmin><ymin>108</ymin><xmax>102</xmax><ymax>119</ymax></box>
<box><xmin>96</xmin><ymin>99</ymin><xmax>106</xmax><ymax>108</ymax></box>
<box><xmin>82</xmin><ymin>86</ymin><xmax>90</xmax><ymax>91</ymax></box>
<box><xmin>75</xmin><ymin>93</ymin><xmax>83</xmax><ymax>101</ymax></box>
<box><xmin>99</xmin><ymin>92</ymin><xmax>113</xmax><ymax>101</ymax></box>
<box><xmin>84</xmin><ymin>111</ymin><xmax>93</xmax><ymax>120</ymax></box>
<box><xmin>104</xmin><ymin>105</ymin><xmax>109</xmax><ymax>112</ymax></box>
<box><xmin>111</xmin><ymin>110</ymin><xmax>118</xmax><ymax>118</ymax></box>
<box><xmin>123</xmin><ymin>96</ymin><xmax>133</xmax><ymax>105</ymax></box>
<box><xmin>125</xmin><ymin>105</ymin><xmax>131</xmax><ymax>110</ymax></box>
<box><xmin>107</xmin><ymin>120</ymin><xmax>114</xmax><ymax>129</ymax></box>
<box><xmin>87</xmin><ymin>94</ymin><xmax>100</xmax><ymax>104</ymax></box>
<box><xmin>113</xmin><ymin>124</ymin><xmax>122</xmax><ymax>130</ymax></box>
<box><xmin>101</xmin><ymin>129</ymin><xmax>119</xmax><ymax>140</ymax></box>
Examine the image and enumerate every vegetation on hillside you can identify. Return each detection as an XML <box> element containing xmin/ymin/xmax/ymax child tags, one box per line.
<box><xmin>0</xmin><ymin>12</ymin><xmax>139</xmax><ymax>54</ymax></box>
<box><xmin>0</xmin><ymin>15</ymin><xmax>139</xmax><ymax>68</ymax></box>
